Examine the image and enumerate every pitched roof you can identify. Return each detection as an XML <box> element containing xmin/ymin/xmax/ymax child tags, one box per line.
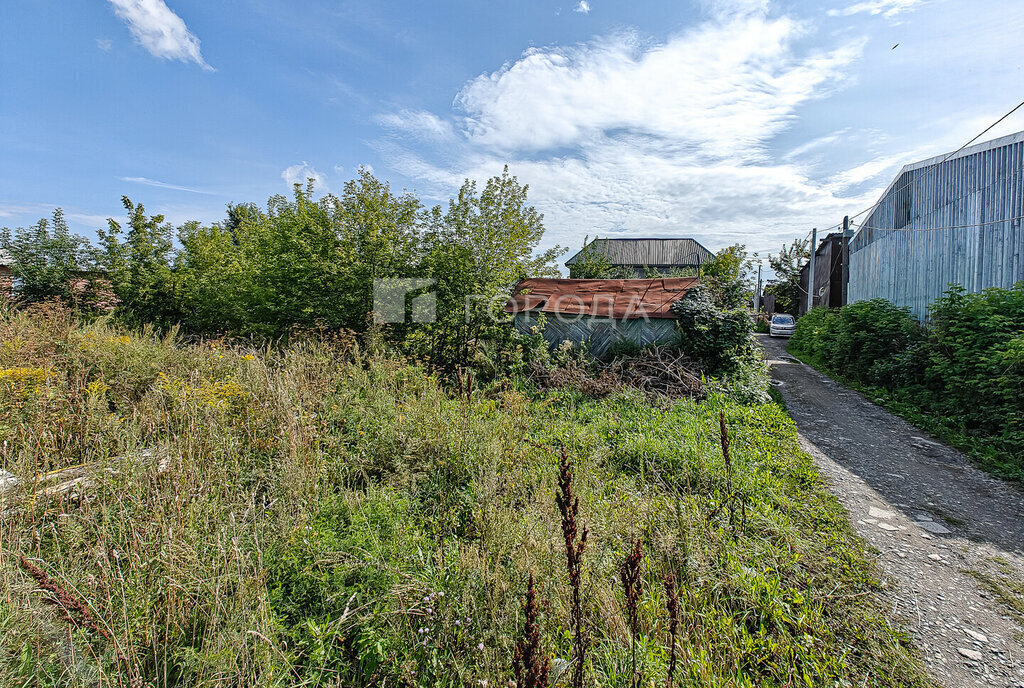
<box><xmin>507</xmin><ymin>277</ymin><xmax>698</xmax><ymax>320</ymax></box>
<box><xmin>564</xmin><ymin>238</ymin><xmax>714</xmax><ymax>267</ymax></box>
<box><xmin>0</xmin><ymin>249</ymin><xmax>12</xmax><ymax>267</ymax></box>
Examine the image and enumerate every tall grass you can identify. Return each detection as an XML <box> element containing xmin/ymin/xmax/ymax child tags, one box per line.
<box><xmin>0</xmin><ymin>304</ymin><xmax>933</xmax><ymax>687</ymax></box>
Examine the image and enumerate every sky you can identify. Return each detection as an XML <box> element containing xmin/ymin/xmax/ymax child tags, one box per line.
<box><xmin>1</xmin><ymin>0</ymin><xmax>1023</xmax><ymax>267</ymax></box>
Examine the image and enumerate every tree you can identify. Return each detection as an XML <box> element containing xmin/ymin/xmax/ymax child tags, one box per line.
<box><xmin>97</xmin><ymin>197</ymin><xmax>178</xmax><ymax>325</ymax></box>
<box><xmin>701</xmin><ymin>243</ymin><xmax>757</xmax><ymax>309</ymax></box>
<box><xmin>1</xmin><ymin>209</ymin><xmax>92</xmax><ymax>303</ymax></box>
<box><xmin>419</xmin><ymin>167</ymin><xmax>564</xmax><ymax>366</ymax></box>
<box><xmin>568</xmin><ymin>236</ymin><xmax>616</xmax><ymax>279</ymax></box>
<box><xmin>765</xmin><ymin>238</ymin><xmax>809</xmax><ymax>316</ymax></box>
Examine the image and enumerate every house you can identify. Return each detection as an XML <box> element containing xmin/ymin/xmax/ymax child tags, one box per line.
<box><xmin>0</xmin><ymin>250</ymin><xmax>12</xmax><ymax>298</ymax></box>
<box><xmin>796</xmin><ymin>232</ymin><xmax>847</xmax><ymax>315</ymax></box>
<box><xmin>506</xmin><ymin>277</ymin><xmax>698</xmax><ymax>358</ymax></box>
<box><xmin>564</xmin><ymin>238</ymin><xmax>714</xmax><ymax>278</ymax></box>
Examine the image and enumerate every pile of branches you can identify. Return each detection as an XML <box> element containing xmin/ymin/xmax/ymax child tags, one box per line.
<box><xmin>530</xmin><ymin>345</ymin><xmax>704</xmax><ymax>402</ymax></box>
<box><xmin>607</xmin><ymin>345</ymin><xmax>704</xmax><ymax>401</ymax></box>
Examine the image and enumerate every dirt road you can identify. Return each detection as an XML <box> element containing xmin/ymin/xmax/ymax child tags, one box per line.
<box><xmin>761</xmin><ymin>334</ymin><xmax>1024</xmax><ymax>688</ymax></box>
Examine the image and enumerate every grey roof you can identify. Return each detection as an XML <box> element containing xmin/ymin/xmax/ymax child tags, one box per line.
<box><xmin>565</xmin><ymin>238</ymin><xmax>714</xmax><ymax>267</ymax></box>
<box><xmin>0</xmin><ymin>249</ymin><xmax>12</xmax><ymax>267</ymax></box>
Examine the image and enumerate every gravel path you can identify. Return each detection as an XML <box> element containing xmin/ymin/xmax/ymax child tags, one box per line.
<box><xmin>761</xmin><ymin>334</ymin><xmax>1024</xmax><ymax>688</ymax></box>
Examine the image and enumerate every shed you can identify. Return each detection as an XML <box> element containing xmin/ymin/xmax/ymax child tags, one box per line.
<box><xmin>506</xmin><ymin>277</ymin><xmax>698</xmax><ymax>358</ymax></box>
<box><xmin>565</xmin><ymin>238</ymin><xmax>713</xmax><ymax>277</ymax></box>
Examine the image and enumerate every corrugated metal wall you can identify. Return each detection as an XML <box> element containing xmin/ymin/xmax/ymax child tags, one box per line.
<box><xmin>849</xmin><ymin>132</ymin><xmax>1024</xmax><ymax>319</ymax></box>
<box><xmin>513</xmin><ymin>314</ymin><xmax>678</xmax><ymax>359</ymax></box>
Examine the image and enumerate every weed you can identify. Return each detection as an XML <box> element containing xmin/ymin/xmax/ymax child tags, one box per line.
<box><xmin>512</xmin><ymin>573</ymin><xmax>549</xmax><ymax>688</ymax></box>
<box><xmin>619</xmin><ymin>538</ymin><xmax>643</xmax><ymax>688</ymax></box>
<box><xmin>555</xmin><ymin>443</ymin><xmax>589</xmax><ymax>688</ymax></box>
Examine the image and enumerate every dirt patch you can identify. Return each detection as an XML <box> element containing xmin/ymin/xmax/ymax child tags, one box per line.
<box><xmin>762</xmin><ymin>334</ymin><xmax>1024</xmax><ymax>688</ymax></box>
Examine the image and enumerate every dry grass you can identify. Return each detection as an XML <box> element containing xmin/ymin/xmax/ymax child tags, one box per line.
<box><xmin>0</xmin><ymin>303</ymin><xmax>934</xmax><ymax>687</ymax></box>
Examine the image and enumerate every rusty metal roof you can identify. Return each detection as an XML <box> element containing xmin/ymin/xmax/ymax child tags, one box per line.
<box><xmin>507</xmin><ymin>277</ymin><xmax>698</xmax><ymax>320</ymax></box>
<box><xmin>564</xmin><ymin>238</ymin><xmax>713</xmax><ymax>267</ymax></box>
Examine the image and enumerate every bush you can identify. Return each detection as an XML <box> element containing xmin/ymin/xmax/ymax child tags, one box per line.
<box><xmin>671</xmin><ymin>284</ymin><xmax>755</xmax><ymax>376</ymax></box>
<box><xmin>789</xmin><ymin>286</ymin><xmax>1024</xmax><ymax>478</ymax></box>
<box><xmin>924</xmin><ymin>284</ymin><xmax>1024</xmax><ymax>457</ymax></box>
<box><xmin>790</xmin><ymin>300</ymin><xmax>923</xmax><ymax>385</ymax></box>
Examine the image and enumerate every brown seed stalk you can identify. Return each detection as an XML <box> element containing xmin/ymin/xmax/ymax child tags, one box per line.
<box><xmin>555</xmin><ymin>443</ymin><xmax>588</xmax><ymax>688</ymax></box>
<box><xmin>620</xmin><ymin>537</ymin><xmax>643</xmax><ymax>688</ymax></box>
<box><xmin>513</xmin><ymin>573</ymin><xmax>550</xmax><ymax>688</ymax></box>
<box><xmin>19</xmin><ymin>556</ymin><xmax>112</xmax><ymax>642</ymax></box>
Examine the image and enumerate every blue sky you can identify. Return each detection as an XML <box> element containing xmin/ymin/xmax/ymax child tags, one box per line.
<box><xmin>1</xmin><ymin>0</ymin><xmax>1022</xmax><ymax>262</ymax></box>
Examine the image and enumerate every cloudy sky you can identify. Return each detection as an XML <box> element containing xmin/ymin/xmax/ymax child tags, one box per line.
<box><xmin>1</xmin><ymin>0</ymin><xmax>1022</xmax><ymax>263</ymax></box>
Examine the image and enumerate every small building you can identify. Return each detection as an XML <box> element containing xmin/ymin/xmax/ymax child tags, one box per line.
<box><xmin>796</xmin><ymin>232</ymin><xmax>847</xmax><ymax>315</ymax></box>
<box><xmin>0</xmin><ymin>250</ymin><xmax>12</xmax><ymax>298</ymax></box>
<box><xmin>564</xmin><ymin>238</ymin><xmax>713</xmax><ymax>278</ymax></box>
<box><xmin>506</xmin><ymin>277</ymin><xmax>698</xmax><ymax>358</ymax></box>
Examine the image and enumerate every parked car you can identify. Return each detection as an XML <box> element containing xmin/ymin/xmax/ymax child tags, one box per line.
<box><xmin>769</xmin><ymin>313</ymin><xmax>796</xmax><ymax>337</ymax></box>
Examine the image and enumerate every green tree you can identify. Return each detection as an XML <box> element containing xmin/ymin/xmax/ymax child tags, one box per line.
<box><xmin>765</xmin><ymin>238</ymin><xmax>809</xmax><ymax>315</ymax></box>
<box><xmin>1</xmin><ymin>209</ymin><xmax>91</xmax><ymax>302</ymax></box>
<box><xmin>568</xmin><ymin>236</ymin><xmax>617</xmax><ymax>278</ymax></box>
<box><xmin>97</xmin><ymin>197</ymin><xmax>178</xmax><ymax>325</ymax></box>
<box><xmin>701</xmin><ymin>243</ymin><xmax>757</xmax><ymax>309</ymax></box>
<box><xmin>419</xmin><ymin>167</ymin><xmax>563</xmax><ymax>366</ymax></box>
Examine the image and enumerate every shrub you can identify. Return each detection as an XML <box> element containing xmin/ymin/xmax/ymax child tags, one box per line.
<box><xmin>789</xmin><ymin>286</ymin><xmax>1024</xmax><ymax>478</ymax></box>
<box><xmin>790</xmin><ymin>300</ymin><xmax>923</xmax><ymax>385</ymax></box>
<box><xmin>671</xmin><ymin>284</ymin><xmax>754</xmax><ymax>376</ymax></box>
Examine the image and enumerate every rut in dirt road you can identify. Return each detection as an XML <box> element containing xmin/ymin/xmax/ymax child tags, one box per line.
<box><xmin>761</xmin><ymin>334</ymin><xmax>1024</xmax><ymax>688</ymax></box>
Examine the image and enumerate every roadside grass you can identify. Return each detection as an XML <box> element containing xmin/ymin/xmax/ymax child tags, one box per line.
<box><xmin>0</xmin><ymin>305</ymin><xmax>934</xmax><ymax>687</ymax></box>
<box><xmin>783</xmin><ymin>344</ymin><xmax>1019</xmax><ymax>482</ymax></box>
<box><xmin>963</xmin><ymin>565</ymin><xmax>1024</xmax><ymax>638</ymax></box>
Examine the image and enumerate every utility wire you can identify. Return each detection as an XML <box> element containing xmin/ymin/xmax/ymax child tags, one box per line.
<box><xmin>852</xmin><ymin>212</ymin><xmax>1024</xmax><ymax>234</ymax></box>
<box><xmin>814</xmin><ymin>98</ymin><xmax>1024</xmax><ymax>235</ymax></box>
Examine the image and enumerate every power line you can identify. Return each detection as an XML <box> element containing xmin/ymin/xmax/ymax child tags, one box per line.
<box><xmin>813</xmin><ymin>98</ymin><xmax>1024</xmax><ymax>236</ymax></box>
<box><xmin>852</xmin><ymin>212</ymin><xmax>1024</xmax><ymax>234</ymax></box>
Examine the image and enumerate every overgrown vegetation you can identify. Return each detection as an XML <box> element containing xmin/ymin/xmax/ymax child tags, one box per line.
<box><xmin>0</xmin><ymin>305</ymin><xmax>932</xmax><ymax>687</ymax></box>
<box><xmin>1</xmin><ymin>168</ymin><xmax>563</xmax><ymax>372</ymax></box>
<box><xmin>789</xmin><ymin>286</ymin><xmax>1024</xmax><ymax>480</ymax></box>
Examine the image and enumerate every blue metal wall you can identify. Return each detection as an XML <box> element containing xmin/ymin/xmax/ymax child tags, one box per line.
<box><xmin>848</xmin><ymin>131</ymin><xmax>1024</xmax><ymax>318</ymax></box>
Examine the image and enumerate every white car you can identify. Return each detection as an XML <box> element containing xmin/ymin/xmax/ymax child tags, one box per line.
<box><xmin>769</xmin><ymin>313</ymin><xmax>796</xmax><ymax>337</ymax></box>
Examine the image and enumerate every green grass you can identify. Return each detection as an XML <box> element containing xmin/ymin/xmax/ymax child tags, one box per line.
<box><xmin>0</xmin><ymin>305</ymin><xmax>934</xmax><ymax>687</ymax></box>
<box><xmin>784</xmin><ymin>343</ymin><xmax>1021</xmax><ymax>482</ymax></box>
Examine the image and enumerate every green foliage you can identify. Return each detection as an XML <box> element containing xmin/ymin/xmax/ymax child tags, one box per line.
<box><xmin>0</xmin><ymin>310</ymin><xmax>931</xmax><ymax>687</ymax></box>
<box><xmin>700</xmin><ymin>243</ymin><xmax>757</xmax><ymax>310</ymax></box>
<box><xmin>1</xmin><ymin>209</ymin><xmax>92</xmax><ymax>303</ymax></box>
<box><xmin>97</xmin><ymin>197</ymin><xmax>178</xmax><ymax>325</ymax></box>
<box><xmin>923</xmin><ymin>284</ymin><xmax>1024</xmax><ymax>464</ymax></box>
<box><xmin>790</xmin><ymin>300</ymin><xmax>923</xmax><ymax>384</ymax></box>
<box><xmin>765</xmin><ymin>239</ymin><xmax>809</xmax><ymax>316</ymax></box>
<box><xmin>789</xmin><ymin>286</ymin><xmax>1024</xmax><ymax>478</ymax></box>
<box><xmin>415</xmin><ymin>167</ymin><xmax>564</xmax><ymax>367</ymax></box>
<box><xmin>568</xmin><ymin>236</ymin><xmax>631</xmax><ymax>279</ymax></box>
<box><xmin>671</xmin><ymin>284</ymin><xmax>756</xmax><ymax>376</ymax></box>
<box><xmin>8</xmin><ymin>168</ymin><xmax>562</xmax><ymax>371</ymax></box>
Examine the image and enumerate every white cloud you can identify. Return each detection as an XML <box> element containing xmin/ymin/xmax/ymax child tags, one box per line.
<box><xmin>828</xmin><ymin>0</ymin><xmax>925</xmax><ymax>19</ymax></box>
<box><xmin>378</xmin><ymin>109</ymin><xmax>456</xmax><ymax>142</ymax></box>
<box><xmin>96</xmin><ymin>38</ymin><xmax>113</xmax><ymax>52</ymax></box>
<box><xmin>281</xmin><ymin>163</ymin><xmax>329</xmax><ymax>191</ymax></box>
<box><xmin>121</xmin><ymin>176</ymin><xmax>215</xmax><ymax>194</ymax></box>
<box><xmin>107</xmin><ymin>0</ymin><xmax>212</xmax><ymax>70</ymax></box>
<box><xmin>574</xmin><ymin>1</ymin><xmax>591</xmax><ymax>14</ymax></box>
<box><xmin>376</xmin><ymin>13</ymin><xmax>868</xmax><ymax>256</ymax></box>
